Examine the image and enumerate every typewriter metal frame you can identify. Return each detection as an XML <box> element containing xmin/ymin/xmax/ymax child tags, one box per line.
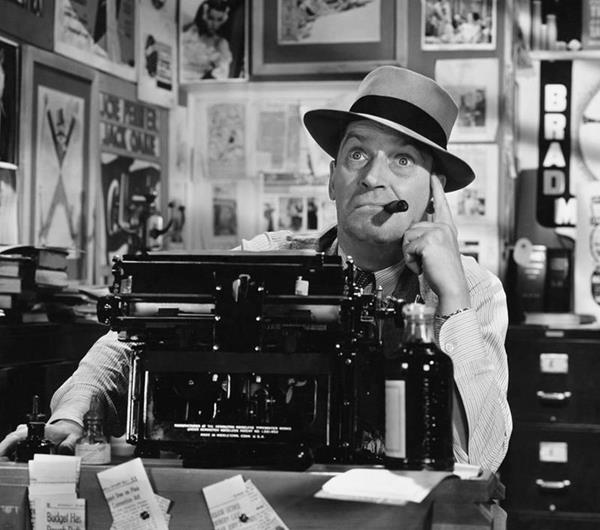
<box><xmin>98</xmin><ymin>251</ymin><xmax>405</xmax><ymax>468</ymax></box>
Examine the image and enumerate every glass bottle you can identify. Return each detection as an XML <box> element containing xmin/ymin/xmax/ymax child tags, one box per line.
<box><xmin>15</xmin><ymin>395</ymin><xmax>54</xmax><ymax>462</ymax></box>
<box><xmin>384</xmin><ymin>303</ymin><xmax>454</xmax><ymax>471</ymax></box>
<box><xmin>75</xmin><ymin>395</ymin><xmax>111</xmax><ymax>464</ymax></box>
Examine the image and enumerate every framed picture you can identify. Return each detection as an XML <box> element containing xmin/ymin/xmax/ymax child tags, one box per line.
<box><xmin>179</xmin><ymin>0</ymin><xmax>247</xmax><ymax>83</ymax></box>
<box><xmin>0</xmin><ymin>0</ymin><xmax>54</xmax><ymax>50</ymax></box>
<box><xmin>421</xmin><ymin>0</ymin><xmax>497</xmax><ymax>51</ymax></box>
<box><xmin>19</xmin><ymin>45</ymin><xmax>98</xmax><ymax>280</ymax></box>
<box><xmin>0</xmin><ymin>35</ymin><xmax>19</xmax><ymax>167</ymax></box>
<box><xmin>435</xmin><ymin>58</ymin><xmax>499</xmax><ymax>142</ymax></box>
<box><xmin>251</xmin><ymin>0</ymin><xmax>408</xmax><ymax>77</ymax></box>
<box><xmin>54</xmin><ymin>0</ymin><xmax>136</xmax><ymax>82</ymax></box>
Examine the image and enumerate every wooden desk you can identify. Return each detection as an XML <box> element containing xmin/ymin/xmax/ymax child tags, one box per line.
<box><xmin>0</xmin><ymin>461</ymin><xmax>505</xmax><ymax>529</ymax></box>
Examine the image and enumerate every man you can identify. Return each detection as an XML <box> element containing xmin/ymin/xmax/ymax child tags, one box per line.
<box><xmin>238</xmin><ymin>66</ymin><xmax>511</xmax><ymax>471</ymax></box>
<box><xmin>0</xmin><ymin>66</ymin><xmax>511</xmax><ymax>472</ymax></box>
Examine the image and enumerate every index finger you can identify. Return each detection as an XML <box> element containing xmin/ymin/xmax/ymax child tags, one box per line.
<box><xmin>429</xmin><ymin>173</ymin><xmax>455</xmax><ymax>226</ymax></box>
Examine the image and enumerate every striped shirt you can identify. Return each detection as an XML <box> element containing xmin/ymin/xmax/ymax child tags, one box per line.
<box><xmin>50</xmin><ymin>229</ymin><xmax>511</xmax><ymax>472</ymax></box>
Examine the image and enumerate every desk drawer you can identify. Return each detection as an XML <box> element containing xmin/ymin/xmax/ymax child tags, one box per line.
<box><xmin>501</xmin><ymin>425</ymin><xmax>600</xmax><ymax>514</ymax></box>
<box><xmin>507</xmin><ymin>510</ymin><xmax>600</xmax><ymax>530</ymax></box>
<box><xmin>506</xmin><ymin>337</ymin><xmax>600</xmax><ymax>423</ymax></box>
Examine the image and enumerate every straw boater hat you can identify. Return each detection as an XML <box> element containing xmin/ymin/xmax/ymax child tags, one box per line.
<box><xmin>303</xmin><ymin>66</ymin><xmax>475</xmax><ymax>192</ymax></box>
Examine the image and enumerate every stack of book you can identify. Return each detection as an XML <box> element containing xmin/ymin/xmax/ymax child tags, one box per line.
<box><xmin>0</xmin><ymin>245</ymin><xmax>69</xmax><ymax>322</ymax></box>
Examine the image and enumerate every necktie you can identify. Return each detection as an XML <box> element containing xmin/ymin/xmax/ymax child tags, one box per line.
<box><xmin>354</xmin><ymin>268</ymin><xmax>375</xmax><ymax>291</ymax></box>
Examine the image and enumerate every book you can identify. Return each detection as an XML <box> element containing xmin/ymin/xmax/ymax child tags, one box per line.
<box><xmin>0</xmin><ymin>276</ymin><xmax>28</xmax><ymax>294</ymax></box>
<box><xmin>35</xmin><ymin>268</ymin><xmax>69</xmax><ymax>289</ymax></box>
<box><xmin>0</xmin><ymin>244</ymin><xmax>69</xmax><ymax>271</ymax></box>
<box><xmin>0</xmin><ymin>254</ymin><xmax>35</xmax><ymax>277</ymax></box>
<box><xmin>0</xmin><ymin>292</ymin><xmax>36</xmax><ymax>310</ymax></box>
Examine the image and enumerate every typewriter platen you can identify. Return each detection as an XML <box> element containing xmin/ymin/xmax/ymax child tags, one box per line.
<box><xmin>98</xmin><ymin>251</ymin><xmax>406</xmax><ymax>469</ymax></box>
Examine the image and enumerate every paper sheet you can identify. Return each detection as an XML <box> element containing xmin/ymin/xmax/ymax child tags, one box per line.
<box><xmin>97</xmin><ymin>458</ymin><xmax>168</xmax><ymax>530</ymax></box>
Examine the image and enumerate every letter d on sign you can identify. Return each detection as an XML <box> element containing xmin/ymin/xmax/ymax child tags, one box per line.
<box><xmin>543</xmin><ymin>169</ymin><xmax>566</xmax><ymax>195</ymax></box>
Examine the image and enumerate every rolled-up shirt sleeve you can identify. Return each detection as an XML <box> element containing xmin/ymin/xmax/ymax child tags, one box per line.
<box><xmin>49</xmin><ymin>331</ymin><xmax>132</xmax><ymax>437</ymax></box>
<box><xmin>438</xmin><ymin>264</ymin><xmax>512</xmax><ymax>472</ymax></box>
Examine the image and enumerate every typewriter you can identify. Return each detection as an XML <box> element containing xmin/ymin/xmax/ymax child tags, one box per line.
<box><xmin>98</xmin><ymin>251</ymin><xmax>407</xmax><ymax>469</ymax></box>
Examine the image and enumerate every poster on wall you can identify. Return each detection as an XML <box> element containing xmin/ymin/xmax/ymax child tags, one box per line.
<box><xmin>421</xmin><ymin>0</ymin><xmax>496</xmax><ymax>50</ymax></box>
<box><xmin>0</xmin><ymin>166</ymin><xmax>18</xmax><ymax>244</ymax></box>
<box><xmin>435</xmin><ymin>58</ymin><xmax>499</xmax><ymax>142</ymax></box>
<box><xmin>212</xmin><ymin>181</ymin><xmax>238</xmax><ymax>237</ymax></box>
<box><xmin>179</xmin><ymin>0</ymin><xmax>246</xmax><ymax>83</ymax></box>
<box><xmin>100</xmin><ymin>153</ymin><xmax>161</xmax><ymax>263</ymax></box>
<box><xmin>575</xmin><ymin>180</ymin><xmax>600</xmax><ymax>320</ymax></box>
<box><xmin>446</xmin><ymin>143</ymin><xmax>498</xmax><ymax>224</ymax></box>
<box><xmin>261</xmin><ymin>191</ymin><xmax>335</xmax><ymax>234</ymax></box>
<box><xmin>54</xmin><ymin>0</ymin><xmax>136</xmax><ymax>81</ymax></box>
<box><xmin>204</xmin><ymin>101</ymin><xmax>246</xmax><ymax>179</ymax></box>
<box><xmin>0</xmin><ymin>37</ymin><xmax>19</xmax><ymax>167</ymax></box>
<box><xmin>99</xmin><ymin>91</ymin><xmax>162</xmax><ymax>267</ymax></box>
<box><xmin>34</xmin><ymin>85</ymin><xmax>86</xmax><ymax>253</ymax></box>
<box><xmin>137</xmin><ymin>0</ymin><xmax>177</xmax><ymax>108</ymax></box>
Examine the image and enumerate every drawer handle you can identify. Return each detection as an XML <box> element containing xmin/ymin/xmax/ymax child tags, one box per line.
<box><xmin>535</xmin><ymin>479</ymin><xmax>571</xmax><ymax>490</ymax></box>
<box><xmin>536</xmin><ymin>390</ymin><xmax>572</xmax><ymax>402</ymax></box>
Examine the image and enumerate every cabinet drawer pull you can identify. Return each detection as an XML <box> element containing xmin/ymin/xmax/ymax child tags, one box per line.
<box><xmin>536</xmin><ymin>390</ymin><xmax>572</xmax><ymax>402</ymax></box>
<box><xmin>535</xmin><ymin>479</ymin><xmax>571</xmax><ymax>490</ymax></box>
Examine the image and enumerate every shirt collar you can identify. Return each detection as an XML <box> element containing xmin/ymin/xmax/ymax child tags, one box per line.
<box><xmin>337</xmin><ymin>242</ymin><xmax>405</xmax><ymax>298</ymax></box>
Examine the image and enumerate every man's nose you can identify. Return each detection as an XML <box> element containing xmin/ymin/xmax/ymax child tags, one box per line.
<box><xmin>360</xmin><ymin>151</ymin><xmax>389</xmax><ymax>189</ymax></box>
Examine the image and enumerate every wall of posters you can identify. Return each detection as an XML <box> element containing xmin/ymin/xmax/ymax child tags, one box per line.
<box><xmin>189</xmin><ymin>80</ymin><xmax>356</xmax><ymax>249</ymax></box>
<box><xmin>137</xmin><ymin>0</ymin><xmax>177</xmax><ymax>108</ymax></box>
<box><xmin>54</xmin><ymin>0</ymin><xmax>136</xmax><ymax>81</ymax></box>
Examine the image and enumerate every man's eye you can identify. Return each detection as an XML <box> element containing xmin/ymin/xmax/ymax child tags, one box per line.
<box><xmin>395</xmin><ymin>155</ymin><xmax>413</xmax><ymax>167</ymax></box>
<box><xmin>349</xmin><ymin>150</ymin><xmax>365</xmax><ymax>161</ymax></box>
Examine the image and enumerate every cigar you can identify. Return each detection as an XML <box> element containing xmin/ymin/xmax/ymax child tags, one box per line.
<box><xmin>383</xmin><ymin>199</ymin><xmax>409</xmax><ymax>214</ymax></box>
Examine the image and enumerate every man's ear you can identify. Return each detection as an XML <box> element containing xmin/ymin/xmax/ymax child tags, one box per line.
<box><xmin>328</xmin><ymin>160</ymin><xmax>336</xmax><ymax>200</ymax></box>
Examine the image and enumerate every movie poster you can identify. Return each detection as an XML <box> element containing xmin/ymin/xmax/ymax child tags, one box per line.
<box><xmin>34</xmin><ymin>86</ymin><xmax>85</xmax><ymax>252</ymax></box>
<box><xmin>99</xmin><ymin>92</ymin><xmax>162</xmax><ymax>270</ymax></box>
<box><xmin>54</xmin><ymin>0</ymin><xmax>136</xmax><ymax>80</ymax></box>
<box><xmin>100</xmin><ymin>153</ymin><xmax>161</xmax><ymax>263</ymax></box>
<box><xmin>137</xmin><ymin>0</ymin><xmax>177</xmax><ymax>108</ymax></box>
<box><xmin>179</xmin><ymin>0</ymin><xmax>246</xmax><ymax>83</ymax></box>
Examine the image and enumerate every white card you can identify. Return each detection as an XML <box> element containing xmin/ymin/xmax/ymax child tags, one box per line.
<box><xmin>97</xmin><ymin>458</ymin><xmax>168</xmax><ymax>530</ymax></box>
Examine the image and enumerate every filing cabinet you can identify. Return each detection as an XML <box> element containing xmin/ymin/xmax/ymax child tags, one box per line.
<box><xmin>500</xmin><ymin>326</ymin><xmax>600</xmax><ymax>528</ymax></box>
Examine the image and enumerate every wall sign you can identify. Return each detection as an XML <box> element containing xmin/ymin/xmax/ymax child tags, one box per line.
<box><xmin>99</xmin><ymin>91</ymin><xmax>162</xmax><ymax>267</ymax></box>
<box><xmin>537</xmin><ymin>61</ymin><xmax>576</xmax><ymax>228</ymax></box>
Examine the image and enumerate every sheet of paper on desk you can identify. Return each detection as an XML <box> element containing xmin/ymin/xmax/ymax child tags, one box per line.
<box><xmin>28</xmin><ymin>454</ymin><xmax>82</xmax><ymax>530</ymax></box>
<box><xmin>34</xmin><ymin>498</ymin><xmax>85</xmax><ymax>530</ymax></box>
<box><xmin>203</xmin><ymin>474</ymin><xmax>289</xmax><ymax>530</ymax></box>
<box><xmin>315</xmin><ymin>468</ymin><xmax>454</xmax><ymax>505</ymax></box>
<box><xmin>29</xmin><ymin>456</ymin><xmax>80</xmax><ymax>484</ymax></box>
<box><xmin>97</xmin><ymin>457</ymin><xmax>169</xmax><ymax>530</ymax></box>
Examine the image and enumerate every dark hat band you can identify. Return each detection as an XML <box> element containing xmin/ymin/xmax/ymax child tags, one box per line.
<box><xmin>350</xmin><ymin>95</ymin><xmax>448</xmax><ymax>149</ymax></box>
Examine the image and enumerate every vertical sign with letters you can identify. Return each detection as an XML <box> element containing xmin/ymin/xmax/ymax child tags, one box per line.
<box><xmin>537</xmin><ymin>61</ymin><xmax>576</xmax><ymax>227</ymax></box>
